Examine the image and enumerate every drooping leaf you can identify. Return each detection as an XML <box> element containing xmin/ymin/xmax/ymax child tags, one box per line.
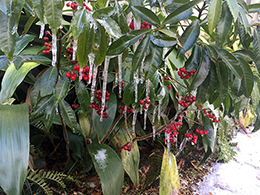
<box><xmin>132</xmin><ymin>6</ymin><xmax>161</xmax><ymax>27</ymax></box>
<box><xmin>239</xmin><ymin>6</ymin><xmax>250</xmax><ymax>35</ymax></box>
<box><xmin>97</xmin><ymin>0</ymin><xmax>107</xmax><ymax>8</ymax></box>
<box><xmin>226</xmin><ymin>0</ymin><xmax>239</xmax><ymax>22</ymax></box>
<box><xmin>31</xmin><ymin>0</ymin><xmax>44</xmax><ymax>21</ymax></box>
<box><xmin>20</xmin><ymin>55</ymin><xmax>52</xmax><ymax>65</ymax></box>
<box><xmin>123</xmin><ymin>81</ymin><xmax>146</xmax><ymax>106</ymax></box>
<box><xmin>11</xmin><ymin>0</ymin><xmax>25</xmax><ymax>25</ymax></box>
<box><xmin>24</xmin><ymin>15</ymin><xmax>38</xmax><ymax>35</ymax></box>
<box><xmin>92</xmin><ymin>7</ymin><xmax>115</xmax><ymax>19</ymax></box>
<box><xmin>43</xmin><ymin>0</ymin><xmax>64</xmax><ymax>35</ymax></box>
<box><xmin>88</xmin><ymin>141</ymin><xmax>124</xmax><ymax>195</ymax></box>
<box><xmin>196</xmin><ymin>73</ymin><xmax>210</xmax><ymax>103</ymax></box>
<box><xmin>59</xmin><ymin>100</ymin><xmax>77</xmax><ymax>132</ymax></box>
<box><xmin>184</xmin><ymin>44</ymin><xmax>201</xmax><ymax>71</ymax></box>
<box><xmin>14</xmin><ymin>34</ymin><xmax>36</xmax><ymax>56</ymax></box>
<box><xmin>248</xmin><ymin>3</ymin><xmax>260</xmax><ymax>13</ymax></box>
<box><xmin>178</xmin><ymin>20</ymin><xmax>200</xmax><ymax>53</ymax></box>
<box><xmin>75</xmin><ymin>81</ymin><xmax>90</xmax><ymax>114</ymax></box>
<box><xmin>0</xmin><ymin>55</ymin><xmax>9</xmax><ymax>69</ymax></box>
<box><xmin>159</xmin><ymin>148</ymin><xmax>179</xmax><ymax>195</ymax></box>
<box><xmin>70</xmin><ymin>9</ymin><xmax>87</xmax><ymax>39</ymax></box>
<box><xmin>253</xmin><ymin>29</ymin><xmax>260</xmax><ymax>74</ymax></box>
<box><xmin>233</xmin><ymin>49</ymin><xmax>254</xmax><ymax>62</ymax></box>
<box><xmin>78</xmin><ymin>110</ymin><xmax>90</xmax><ymax>138</ymax></box>
<box><xmin>236</xmin><ymin>0</ymin><xmax>248</xmax><ymax>12</ymax></box>
<box><xmin>55</xmin><ymin>74</ymin><xmax>70</xmax><ymax>104</ymax></box>
<box><xmin>96</xmin><ymin>17</ymin><xmax>122</xmax><ymax>39</ymax></box>
<box><xmin>0</xmin><ymin>62</ymin><xmax>39</xmax><ymax>103</ymax></box>
<box><xmin>208</xmin><ymin>0</ymin><xmax>222</xmax><ymax>34</ymax></box>
<box><xmin>67</xmin><ymin>128</ymin><xmax>84</xmax><ymax>159</ymax></box>
<box><xmin>238</xmin><ymin>20</ymin><xmax>251</xmax><ymax>48</ymax></box>
<box><xmin>0</xmin><ymin>104</ymin><xmax>29</xmax><ymax>195</ymax></box>
<box><xmin>40</xmin><ymin>66</ymin><xmax>58</xmax><ymax>97</ymax></box>
<box><xmin>93</xmin><ymin>24</ymin><xmax>107</xmax><ymax>66</ymax></box>
<box><xmin>215</xmin><ymin>62</ymin><xmax>229</xmax><ymax>105</ymax></box>
<box><xmin>107</xmin><ymin>29</ymin><xmax>151</xmax><ymax>55</ymax></box>
<box><xmin>150</xmin><ymin>34</ymin><xmax>177</xmax><ymax>47</ymax></box>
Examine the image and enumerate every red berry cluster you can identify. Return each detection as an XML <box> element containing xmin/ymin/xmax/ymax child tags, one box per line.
<box><xmin>72</xmin><ymin>103</ymin><xmax>79</xmax><ymax>109</ymax></box>
<box><xmin>42</xmin><ymin>32</ymin><xmax>52</xmax><ymax>54</ymax></box>
<box><xmin>178</xmin><ymin>94</ymin><xmax>196</xmax><ymax>107</ymax></box>
<box><xmin>129</xmin><ymin>20</ymin><xmax>152</xmax><ymax>30</ymax></box>
<box><xmin>65</xmin><ymin>61</ymin><xmax>91</xmax><ymax>81</ymax></box>
<box><xmin>118</xmin><ymin>100</ymin><xmax>133</xmax><ymax>113</ymax></box>
<box><xmin>89</xmin><ymin>89</ymin><xmax>110</xmax><ymax>118</ymax></box>
<box><xmin>184</xmin><ymin>133</ymin><xmax>198</xmax><ymax>144</ymax></box>
<box><xmin>163</xmin><ymin>119</ymin><xmax>183</xmax><ymax>144</ymax></box>
<box><xmin>67</xmin><ymin>46</ymin><xmax>73</xmax><ymax>55</ymax></box>
<box><xmin>177</xmin><ymin>67</ymin><xmax>196</xmax><ymax>79</ymax></box>
<box><xmin>195</xmin><ymin>129</ymin><xmax>209</xmax><ymax>135</ymax></box>
<box><xmin>139</xmin><ymin>98</ymin><xmax>150</xmax><ymax>109</ymax></box>
<box><xmin>123</xmin><ymin>143</ymin><xmax>132</xmax><ymax>151</ymax></box>
<box><xmin>165</xmin><ymin>76</ymin><xmax>169</xmax><ymax>80</ymax></box>
<box><xmin>202</xmin><ymin>109</ymin><xmax>221</xmax><ymax>123</ymax></box>
<box><xmin>66</xmin><ymin>1</ymin><xmax>91</xmax><ymax>11</ymax></box>
<box><xmin>121</xmin><ymin>81</ymin><xmax>124</xmax><ymax>88</ymax></box>
<box><xmin>167</xmin><ymin>85</ymin><xmax>172</xmax><ymax>90</ymax></box>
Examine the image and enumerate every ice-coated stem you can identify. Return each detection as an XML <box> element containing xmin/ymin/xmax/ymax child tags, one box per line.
<box><xmin>39</xmin><ymin>23</ymin><xmax>45</xmax><ymax>39</ymax></box>
<box><xmin>88</xmin><ymin>53</ymin><xmax>94</xmax><ymax>85</ymax></box>
<box><xmin>118</xmin><ymin>53</ymin><xmax>123</xmax><ymax>98</ymax></box>
<box><xmin>158</xmin><ymin>99</ymin><xmax>162</xmax><ymax>123</ymax></box>
<box><xmin>100</xmin><ymin>56</ymin><xmax>110</xmax><ymax>122</ymax></box>
<box><xmin>166</xmin><ymin>132</ymin><xmax>170</xmax><ymax>156</ymax></box>
<box><xmin>134</xmin><ymin>69</ymin><xmax>139</xmax><ymax>103</ymax></box>
<box><xmin>79</xmin><ymin>68</ymin><xmax>83</xmax><ymax>81</ymax></box>
<box><xmin>132</xmin><ymin>107</ymin><xmax>138</xmax><ymax>134</ymax></box>
<box><xmin>72</xmin><ymin>40</ymin><xmax>78</xmax><ymax>61</ymax></box>
<box><xmin>52</xmin><ymin>35</ymin><xmax>57</xmax><ymax>66</ymax></box>
<box><xmin>91</xmin><ymin>67</ymin><xmax>98</xmax><ymax>103</ymax></box>
<box><xmin>143</xmin><ymin>80</ymin><xmax>150</xmax><ymax>130</ymax></box>
<box><xmin>152</xmin><ymin>106</ymin><xmax>157</xmax><ymax>140</ymax></box>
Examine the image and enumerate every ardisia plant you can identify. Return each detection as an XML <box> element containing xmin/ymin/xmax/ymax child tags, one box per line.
<box><xmin>1</xmin><ymin>0</ymin><xmax>260</xmax><ymax>195</ymax></box>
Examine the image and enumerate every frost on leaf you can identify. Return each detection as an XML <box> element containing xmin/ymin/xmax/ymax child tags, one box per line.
<box><xmin>94</xmin><ymin>149</ymin><xmax>107</xmax><ymax>171</ymax></box>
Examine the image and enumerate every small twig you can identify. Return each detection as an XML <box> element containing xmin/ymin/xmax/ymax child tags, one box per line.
<box><xmin>60</xmin><ymin>29</ymin><xmax>74</xmax><ymax>44</ymax></box>
<box><xmin>159</xmin><ymin>68</ymin><xmax>188</xmax><ymax>89</ymax></box>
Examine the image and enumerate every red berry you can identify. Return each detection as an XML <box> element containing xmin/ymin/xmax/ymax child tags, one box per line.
<box><xmin>145</xmin><ymin>99</ymin><xmax>151</xmax><ymax>104</ymax></box>
<box><xmin>168</xmin><ymin>85</ymin><xmax>172</xmax><ymax>90</ymax></box>
<box><xmin>72</xmin><ymin>104</ymin><xmax>79</xmax><ymax>109</ymax></box>
<box><xmin>139</xmin><ymin>100</ymin><xmax>144</xmax><ymax>105</ymax></box>
<box><xmin>43</xmin><ymin>37</ymin><xmax>49</xmax><ymax>41</ymax></box>
<box><xmin>124</xmin><ymin>145</ymin><xmax>128</xmax><ymax>150</ymax></box>
<box><xmin>71</xmin><ymin>76</ymin><xmax>76</xmax><ymax>81</ymax></box>
<box><xmin>44</xmin><ymin>42</ymin><xmax>49</xmax><ymax>46</ymax></box>
<box><xmin>49</xmin><ymin>44</ymin><xmax>52</xmax><ymax>47</ymax></box>
<box><xmin>66</xmin><ymin>2</ymin><xmax>70</xmax><ymax>7</ymax></box>
<box><xmin>46</xmin><ymin>46</ymin><xmax>51</xmax><ymax>50</ymax></box>
<box><xmin>46</xmin><ymin>50</ymin><xmax>50</xmax><ymax>54</ymax></box>
<box><xmin>65</xmin><ymin>72</ymin><xmax>71</xmax><ymax>78</ymax></box>
<box><xmin>144</xmin><ymin>104</ymin><xmax>148</xmax><ymax>109</ymax></box>
<box><xmin>42</xmin><ymin>50</ymin><xmax>47</xmax><ymax>54</ymax></box>
<box><xmin>85</xmin><ymin>6</ymin><xmax>92</xmax><ymax>11</ymax></box>
<box><xmin>165</xmin><ymin>77</ymin><xmax>169</xmax><ymax>80</ymax></box>
<box><xmin>83</xmin><ymin>2</ymin><xmax>86</xmax><ymax>6</ymax></box>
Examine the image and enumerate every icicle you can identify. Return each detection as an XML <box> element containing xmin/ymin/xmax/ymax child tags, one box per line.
<box><xmin>91</xmin><ymin>67</ymin><xmax>98</xmax><ymax>103</ymax></box>
<box><xmin>158</xmin><ymin>99</ymin><xmax>162</xmax><ymax>123</ymax></box>
<box><xmin>152</xmin><ymin>106</ymin><xmax>157</xmax><ymax>140</ymax></box>
<box><xmin>51</xmin><ymin>35</ymin><xmax>57</xmax><ymax>66</ymax></box>
<box><xmin>166</xmin><ymin>132</ymin><xmax>170</xmax><ymax>157</ymax></box>
<box><xmin>140</xmin><ymin>57</ymin><xmax>145</xmax><ymax>84</ymax></box>
<box><xmin>144</xmin><ymin>108</ymin><xmax>147</xmax><ymax>130</ymax></box>
<box><xmin>88</xmin><ymin>54</ymin><xmax>94</xmax><ymax>85</ymax></box>
<box><xmin>143</xmin><ymin>80</ymin><xmax>150</xmax><ymax>130</ymax></box>
<box><xmin>134</xmin><ymin>18</ymin><xmax>141</xmax><ymax>31</ymax></box>
<box><xmin>39</xmin><ymin>23</ymin><xmax>45</xmax><ymax>39</ymax></box>
<box><xmin>132</xmin><ymin>107</ymin><xmax>138</xmax><ymax>134</ymax></box>
<box><xmin>118</xmin><ymin>53</ymin><xmax>123</xmax><ymax>98</ymax></box>
<box><xmin>124</xmin><ymin>105</ymin><xmax>127</xmax><ymax>118</ymax></box>
<box><xmin>140</xmin><ymin>104</ymin><xmax>143</xmax><ymax>114</ymax></box>
<box><xmin>79</xmin><ymin>68</ymin><xmax>83</xmax><ymax>81</ymax></box>
<box><xmin>100</xmin><ymin>56</ymin><xmax>110</xmax><ymax>122</ymax></box>
<box><xmin>134</xmin><ymin>69</ymin><xmax>139</xmax><ymax>103</ymax></box>
<box><xmin>72</xmin><ymin>40</ymin><xmax>78</xmax><ymax>61</ymax></box>
<box><xmin>115</xmin><ymin>73</ymin><xmax>118</xmax><ymax>86</ymax></box>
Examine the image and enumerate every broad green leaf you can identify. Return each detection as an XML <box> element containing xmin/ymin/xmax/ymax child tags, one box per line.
<box><xmin>253</xmin><ymin>29</ymin><xmax>260</xmax><ymax>74</ymax></box>
<box><xmin>97</xmin><ymin>0</ymin><xmax>107</xmax><ymax>8</ymax></box>
<box><xmin>123</xmin><ymin>81</ymin><xmax>146</xmax><ymax>106</ymax></box>
<box><xmin>159</xmin><ymin>29</ymin><xmax>176</xmax><ymax>38</ymax></box>
<box><xmin>0</xmin><ymin>10</ymin><xmax>16</xmax><ymax>61</ymax></box>
<box><xmin>78</xmin><ymin>110</ymin><xmax>90</xmax><ymax>138</ymax></box>
<box><xmin>144</xmin><ymin>44</ymin><xmax>163</xmax><ymax>80</ymax></box>
<box><xmin>31</xmin><ymin>0</ymin><xmax>44</xmax><ymax>21</ymax></box>
<box><xmin>107</xmin><ymin>29</ymin><xmax>151</xmax><ymax>55</ymax></box>
<box><xmin>208</xmin><ymin>0</ymin><xmax>222</xmax><ymax>34</ymax></box>
<box><xmin>20</xmin><ymin>55</ymin><xmax>52</xmax><ymax>65</ymax></box>
<box><xmin>238</xmin><ymin>21</ymin><xmax>251</xmax><ymax>48</ymax></box>
<box><xmin>184</xmin><ymin>44</ymin><xmax>201</xmax><ymax>71</ymax></box>
<box><xmin>24</xmin><ymin>15</ymin><xmax>38</xmax><ymax>35</ymax></box>
<box><xmin>67</xmin><ymin>128</ymin><xmax>84</xmax><ymax>159</ymax></box>
<box><xmin>253</xmin><ymin>117</ymin><xmax>260</xmax><ymax>132</ymax></box>
<box><xmin>55</xmin><ymin>74</ymin><xmax>70</xmax><ymax>104</ymax></box>
<box><xmin>150</xmin><ymin>34</ymin><xmax>177</xmax><ymax>47</ymax></box>
<box><xmin>0</xmin><ymin>55</ymin><xmax>9</xmax><ymax>69</ymax></box>
<box><xmin>248</xmin><ymin>3</ymin><xmax>260</xmax><ymax>13</ymax></box>
<box><xmin>0</xmin><ymin>62</ymin><xmax>39</xmax><ymax>103</ymax></box>
<box><xmin>43</xmin><ymin>96</ymin><xmax>56</xmax><ymax>131</ymax></box>
<box><xmin>236</xmin><ymin>0</ymin><xmax>248</xmax><ymax>12</ymax></box>
<box><xmin>215</xmin><ymin>62</ymin><xmax>228</xmax><ymax>105</ymax></box>
<box><xmin>132</xmin><ymin>34</ymin><xmax>150</xmax><ymax>71</ymax></box>
<box><xmin>92</xmin><ymin>91</ymin><xmax>117</xmax><ymax>141</ymax></box>
<box><xmin>0</xmin><ymin>104</ymin><xmax>29</xmax><ymax>195</ymax></box>
<box><xmin>162</xmin><ymin>0</ymin><xmax>203</xmax><ymax>25</ymax></box>
<box><xmin>11</xmin><ymin>0</ymin><xmax>25</xmax><ymax>25</ymax></box>
<box><xmin>59</xmin><ymin>100</ymin><xmax>77</xmax><ymax>132</ymax></box>
<box><xmin>196</xmin><ymin>73</ymin><xmax>210</xmax><ymax>103</ymax></box>
<box><xmin>205</xmin><ymin>45</ymin><xmax>218</xmax><ymax>62</ymax></box>
<box><xmin>239</xmin><ymin>57</ymin><xmax>254</xmax><ymax>98</ymax></box>
<box><xmin>13</xmin><ymin>56</ymin><xmax>27</xmax><ymax>69</ymax></box>
<box><xmin>178</xmin><ymin>20</ymin><xmax>200</xmax><ymax>53</ymax></box>
<box><xmin>216</xmin><ymin>2</ymin><xmax>233</xmax><ymax>47</ymax></box>
<box><xmin>88</xmin><ymin>141</ymin><xmax>124</xmax><ymax>195</ymax></box>
<box><xmin>159</xmin><ymin>148</ymin><xmax>179</xmax><ymax>195</ymax></box>
<box><xmin>94</xmin><ymin>24</ymin><xmax>107</xmax><ymax>66</ymax></box>
<box><xmin>216</xmin><ymin>48</ymin><xmax>242</xmax><ymax>78</ymax></box>
<box><xmin>14</xmin><ymin>34</ymin><xmax>36</xmax><ymax>56</ymax></box>
<box><xmin>75</xmin><ymin>81</ymin><xmax>90</xmax><ymax>114</ymax></box>
<box><xmin>40</xmin><ymin>66</ymin><xmax>58</xmax><ymax>97</ymax></box>
<box><xmin>189</xmin><ymin>49</ymin><xmax>210</xmax><ymax>90</ymax></box>
<box><xmin>43</xmin><ymin>0</ymin><xmax>64</xmax><ymax>35</ymax></box>
<box><xmin>239</xmin><ymin>6</ymin><xmax>250</xmax><ymax>35</ymax></box>
<box><xmin>96</xmin><ymin>17</ymin><xmax>122</xmax><ymax>39</ymax></box>
<box><xmin>92</xmin><ymin>7</ymin><xmax>115</xmax><ymax>19</ymax></box>
<box><xmin>132</xmin><ymin>6</ymin><xmax>161</xmax><ymax>26</ymax></box>
<box><xmin>233</xmin><ymin>49</ymin><xmax>254</xmax><ymax>62</ymax></box>
<box><xmin>70</xmin><ymin>9</ymin><xmax>87</xmax><ymax>39</ymax></box>
<box><xmin>226</xmin><ymin>0</ymin><xmax>239</xmax><ymax>22</ymax></box>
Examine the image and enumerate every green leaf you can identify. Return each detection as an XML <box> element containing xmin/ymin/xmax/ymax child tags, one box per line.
<box><xmin>96</xmin><ymin>17</ymin><xmax>122</xmax><ymax>39</ymax></box>
<box><xmin>239</xmin><ymin>6</ymin><xmax>250</xmax><ymax>35</ymax></box>
<box><xmin>31</xmin><ymin>0</ymin><xmax>44</xmax><ymax>21</ymax></box>
<box><xmin>94</xmin><ymin>24</ymin><xmax>107</xmax><ymax>66</ymax></box>
<box><xmin>70</xmin><ymin>9</ymin><xmax>87</xmax><ymax>39</ymax></box>
<box><xmin>215</xmin><ymin>62</ymin><xmax>228</xmax><ymax>105</ymax></box>
<box><xmin>196</xmin><ymin>73</ymin><xmax>210</xmax><ymax>103</ymax></box>
<box><xmin>208</xmin><ymin>0</ymin><xmax>222</xmax><ymax>34</ymax></box>
<box><xmin>20</xmin><ymin>55</ymin><xmax>52</xmax><ymax>65</ymax></box>
<box><xmin>0</xmin><ymin>10</ymin><xmax>16</xmax><ymax>61</ymax></box>
<box><xmin>24</xmin><ymin>15</ymin><xmax>38</xmax><ymax>35</ymax></box>
<box><xmin>97</xmin><ymin>0</ymin><xmax>107</xmax><ymax>8</ymax></box>
<box><xmin>184</xmin><ymin>44</ymin><xmax>201</xmax><ymax>71</ymax></box>
<box><xmin>216</xmin><ymin>2</ymin><xmax>233</xmax><ymax>47</ymax></box>
<box><xmin>189</xmin><ymin>48</ymin><xmax>210</xmax><ymax>90</ymax></box>
<box><xmin>253</xmin><ymin>29</ymin><xmax>260</xmax><ymax>74</ymax></box>
<box><xmin>88</xmin><ymin>141</ymin><xmax>124</xmax><ymax>195</ymax></box>
<box><xmin>40</xmin><ymin>66</ymin><xmax>58</xmax><ymax>97</ymax></box>
<box><xmin>144</xmin><ymin>44</ymin><xmax>163</xmax><ymax>80</ymax></box>
<box><xmin>92</xmin><ymin>91</ymin><xmax>117</xmax><ymax>141</ymax></box>
<box><xmin>76</xmin><ymin>81</ymin><xmax>90</xmax><ymax>114</ymax></box>
<box><xmin>43</xmin><ymin>0</ymin><xmax>64</xmax><ymax>35</ymax></box>
<box><xmin>55</xmin><ymin>74</ymin><xmax>70</xmax><ymax>104</ymax></box>
<box><xmin>132</xmin><ymin>34</ymin><xmax>150</xmax><ymax>71</ymax></box>
<box><xmin>92</xmin><ymin>7</ymin><xmax>115</xmax><ymax>19</ymax></box>
<box><xmin>236</xmin><ymin>0</ymin><xmax>248</xmax><ymax>12</ymax></box>
<box><xmin>78</xmin><ymin>110</ymin><xmax>90</xmax><ymax>138</ymax></box>
<box><xmin>14</xmin><ymin>34</ymin><xmax>36</xmax><ymax>56</ymax></box>
<box><xmin>123</xmin><ymin>81</ymin><xmax>146</xmax><ymax>106</ymax></box>
<box><xmin>216</xmin><ymin>48</ymin><xmax>242</xmax><ymax>78</ymax></box>
<box><xmin>150</xmin><ymin>34</ymin><xmax>177</xmax><ymax>47</ymax></box>
<box><xmin>162</xmin><ymin>0</ymin><xmax>203</xmax><ymax>25</ymax></box>
<box><xmin>248</xmin><ymin>3</ymin><xmax>260</xmax><ymax>13</ymax></box>
<box><xmin>59</xmin><ymin>100</ymin><xmax>77</xmax><ymax>132</ymax></box>
<box><xmin>107</xmin><ymin>29</ymin><xmax>151</xmax><ymax>55</ymax></box>
<box><xmin>226</xmin><ymin>0</ymin><xmax>239</xmax><ymax>22</ymax></box>
<box><xmin>11</xmin><ymin>0</ymin><xmax>25</xmax><ymax>25</ymax></box>
<box><xmin>0</xmin><ymin>62</ymin><xmax>39</xmax><ymax>103</ymax></box>
<box><xmin>0</xmin><ymin>55</ymin><xmax>9</xmax><ymax>69</ymax></box>
<box><xmin>178</xmin><ymin>20</ymin><xmax>200</xmax><ymax>53</ymax></box>
<box><xmin>0</xmin><ymin>104</ymin><xmax>29</xmax><ymax>195</ymax></box>
<box><xmin>0</xmin><ymin>0</ymin><xmax>8</xmax><ymax>14</ymax></box>
<box><xmin>159</xmin><ymin>148</ymin><xmax>179</xmax><ymax>195</ymax></box>
<box><xmin>132</xmin><ymin>6</ymin><xmax>161</xmax><ymax>27</ymax></box>
<box><xmin>239</xmin><ymin>57</ymin><xmax>254</xmax><ymax>98</ymax></box>
<box><xmin>67</xmin><ymin>128</ymin><xmax>84</xmax><ymax>159</ymax></box>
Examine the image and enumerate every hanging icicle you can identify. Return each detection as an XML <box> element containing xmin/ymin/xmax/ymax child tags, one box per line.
<box><xmin>72</xmin><ymin>40</ymin><xmax>78</xmax><ymax>61</ymax></box>
<box><xmin>51</xmin><ymin>35</ymin><xmax>57</xmax><ymax>66</ymax></box>
<box><xmin>39</xmin><ymin>23</ymin><xmax>45</xmax><ymax>39</ymax></box>
<box><xmin>118</xmin><ymin>53</ymin><xmax>123</xmax><ymax>98</ymax></box>
<box><xmin>158</xmin><ymin>99</ymin><xmax>162</xmax><ymax>123</ymax></box>
<box><xmin>132</xmin><ymin>107</ymin><xmax>138</xmax><ymax>134</ymax></box>
<box><xmin>134</xmin><ymin>69</ymin><xmax>139</xmax><ymax>103</ymax></box>
<box><xmin>88</xmin><ymin>53</ymin><xmax>94</xmax><ymax>85</ymax></box>
<box><xmin>152</xmin><ymin>106</ymin><xmax>157</xmax><ymax>140</ymax></box>
<box><xmin>143</xmin><ymin>80</ymin><xmax>150</xmax><ymax>130</ymax></box>
<box><xmin>91</xmin><ymin>67</ymin><xmax>98</xmax><ymax>103</ymax></box>
<box><xmin>100</xmin><ymin>56</ymin><xmax>110</xmax><ymax>122</ymax></box>
<box><xmin>166</xmin><ymin>132</ymin><xmax>170</xmax><ymax>157</ymax></box>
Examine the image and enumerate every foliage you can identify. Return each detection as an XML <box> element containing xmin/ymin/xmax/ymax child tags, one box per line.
<box><xmin>0</xmin><ymin>0</ymin><xmax>260</xmax><ymax>194</ymax></box>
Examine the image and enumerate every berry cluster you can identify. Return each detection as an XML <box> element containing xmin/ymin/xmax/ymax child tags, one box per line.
<box><xmin>163</xmin><ymin>119</ymin><xmax>183</xmax><ymax>144</ymax></box>
<box><xmin>42</xmin><ymin>32</ymin><xmax>52</xmax><ymax>54</ymax></box>
<box><xmin>65</xmin><ymin>61</ymin><xmax>91</xmax><ymax>81</ymax></box>
<box><xmin>184</xmin><ymin>133</ymin><xmax>198</xmax><ymax>144</ymax></box>
<box><xmin>66</xmin><ymin>1</ymin><xmax>91</xmax><ymax>11</ymax></box>
<box><xmin>167</xmin><ymin>85</ymin><xmax>172</xmax><ymax>90</ymax></box>
<box><xmin>72</xmin><ymin>103</ymin><xmax>79</xmax><ymax>109</ymax></box>
<box><xmin>177</xmin><ymin>67</ymin><xmax>196</xmax><ymax>79</ymax></box>
<box><xmin>121</xmin><ymin>81</ymin><xmax>124</xmax><ymax>88</ymax></box>
<box><xmin>123</xmin><ymin>143</ymin><xmax>132</xmax><ymax>151</ymax></box>
<box><xmin>129</xmin><ymin>20</ymin><xmax>152</xmax><ymax>30</ymax></box>
<box><xmin>139</xmin><ymin>98</ymin><xmax>150</xmax><ymax>109</ymax></box>
<box><xmin>178</xmin><ymin>94</ymin><xmax>196</xmax><ymax>107</ymax></box>
<box><xmin>118</xmin><ymin>100</ymin><xmax>133</xmax><ymax>113</ymax></box>
<box><xmin>67</xmin><ymin>46</ymin><xmax>73</xmax><ymax>55</ymax></box>
<box><xmin>89</xmin><ymin>89</ymin><xmax>110</xmax><ymax>118</ymax></box>
<box><xmin>202</xmin><ymin>109</ymin><xmax>221</xmax><ymax>123</ymax></box>
<box><xmin>195</xmin><ymin>129</ymin><xmax>209</xmax><ymax>135</ymax></box>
